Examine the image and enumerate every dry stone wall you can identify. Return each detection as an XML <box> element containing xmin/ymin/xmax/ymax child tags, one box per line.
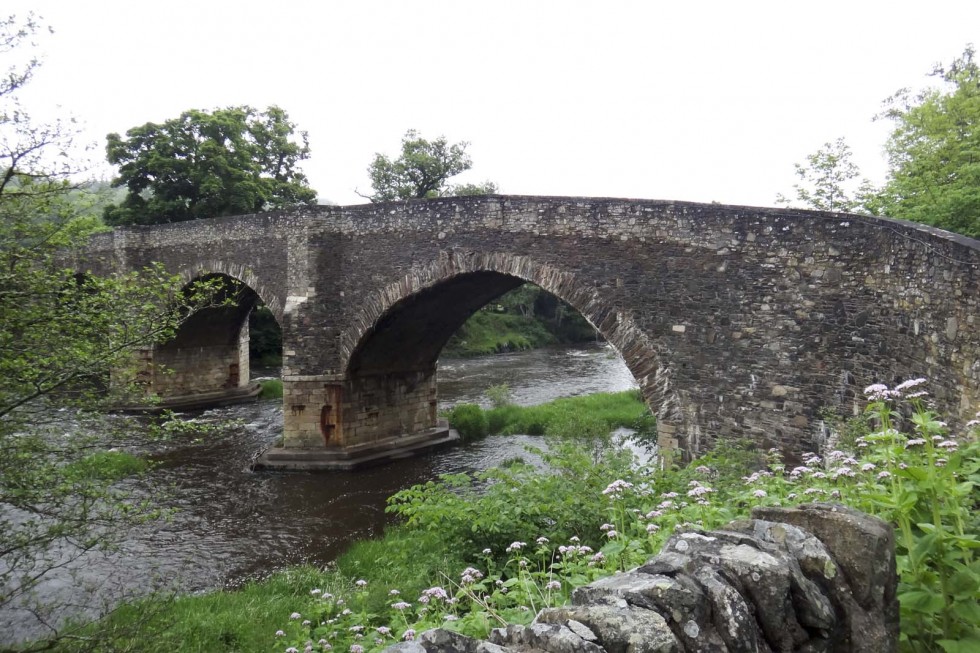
<box><xmin>82</xmin><ymin>196</ymin><xmax>980</xmax><ymax>457</ymax></box>
<box><xmin>384</xmin><ymin>503</ymin><xmax>899</xmax><ymax>653</ymax></box>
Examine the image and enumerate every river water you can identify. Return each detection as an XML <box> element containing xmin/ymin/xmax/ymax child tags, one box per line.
<box><xmin>1</xmin><ymin>345</ymin><xmax>636</xmax><ymax>643</ymax></box>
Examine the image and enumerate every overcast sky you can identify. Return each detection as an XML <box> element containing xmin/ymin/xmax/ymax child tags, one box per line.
<box><xmin>19</xmin><ymin>0</ymin><xmax>980</xmax><ymax>207</ymax></box>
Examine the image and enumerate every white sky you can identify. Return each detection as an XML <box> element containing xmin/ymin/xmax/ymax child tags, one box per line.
<box><xmin>19</xmin><ymin>0</ymin><xmax>980</xmax><ymax>207</ymax></box>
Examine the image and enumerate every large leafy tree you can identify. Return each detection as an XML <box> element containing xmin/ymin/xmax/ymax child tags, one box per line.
<box><xmin>103</xmin><ymin>105</ymin><xmax>317</xmax><ymax>225</ymax></box>
<box><xmin>776</xmin><ymin>137</ymin><xmax>875</xmax><ymax>213</ymax></box>
<box><xmin>360</xmin><ymin>129</ymin><xmax>497</xmax><ymax>202</ymax></box>
<box><xmin>1</xmin><ymin>15</ymin><xmax>223</xmax><ymax>646</ymax></box>
<box><xmin>875</xmin><ymin>46</ymin><xmax>980</xmax><ymax>238</ymax></box>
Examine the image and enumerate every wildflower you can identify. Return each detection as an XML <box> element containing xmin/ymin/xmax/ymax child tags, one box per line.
<box><xmin>599</xmin><ymin>523</ymin><xmax>614</xmax><ymax>531</ymax></box>
<box><xmin>579</xmin><ymin>545</ymin><xmax>593</xmax><ymax>554</ymax></box>
<box><xmin>376</xmin><ymin>627</ymin><xmax>391</xmax><ymax>635</ymax></box>
<box><xmin>286</xmin><ymin>648</ymin><xmax>299</xmax><ymax>653</ymax></box>
<box><xmin>937</xmin><ymin>440</ymin><xmax>958</xmax><ymax>450</ymax></box>
<box><xmin>606</xmin><ymin>530</ymin><xmax>618</xmax><ymax>538</ymax></box>
<box><xmin>695</xmin><ymin>465</ymin><xmax>712</xmax><ymax>475</ymax></box>
<box><xmin>863</xmin><ymin>383</ymin><xmax>894</xmax><ymax>401</ymax></box>
<box><xmin>646</xmin><ymin>523</ymin><xmax>660</xmax><ymax>534</ymax></box>
<box><xmin>787</xmin><ymin>493</ymin><xmax>797</xmax><ymax>500</ymax></box>
<box><xmin>482</xmin><ymin>548</ymin><xmax>492</xmax><ymax>555</ymax></box>
<box><xmin>895</xmin><ymin>378</ymin><xmax>927</xmax><ymax>392</ymax></box>
<box><xmin>877</xmin><ymin>471</ymin><xmax>891</xmax><ymax>480</ymax></box>
<box><xmin>403</xmin><ymin>629</ymin><xmax>416</xmax><ymax>641</ymax></box>
<box><xmin>966</xmin><ymin>418</ymin><xmax>980</xmax><ymax>428</ymax></box>
<box><xmin>810</xmin><ymin>471</ymin><xmax>826</xmax><ymax>479</ymax></box>
<box><xmin>519</xmin><ymin>559</ymin><xmax>528</xmax><ymax>568</ymax></box>
<box><xmin>803</xmin><ymin>488</ymin><xmax>823</xmax><ymax>495</ymax></box>
<box><xmin>661</xmin><ymin>491</ymin><xmax>679</xmax><ymax>499</ymax></box>
<box><xmin>276</xmin><ymin>630</ymin><xmax>286</xmax><ymax>637</ymax></box>
<box><xmin>645</xmin><ymin>509</ymin><xmax>664</xmax><ymax>519</ymax></box>
<box><xmin>355</xmin><ymin>579</ymin><xmax>367</xmax><ymax>587</ymax></box>
<box><xmin>752</xmin><ymin>489</ymin><xmax>767</xmax><ymax>498</ymax></box>
<box><xmin>569</xmin><ymin>536</ymin><xmax>580</xmax><ymax>543</ymax></box>
<box><xmin>350</xmin><ymin>646</ymin><xmax>363</xmax><ymax>653</ymax></box>
<box><xmin>506</xmin><ymin>541</ymin><xmax>526</xmax><ymax>553</ymax></box>
<box><xmin>303</xmin><ymin>620</ymin><xmax>311</xmax><ymax>626</ymax></box>
<box><xmin>310</xmin><ymin>588</ymin><xmax>322</xmax><ymax>595</ymax></box>
<box><xmin>861</xmin><ymin>463</ymin><xmax>876</xmax><ymax>472</ymax></box>
<box><xmin>906</xmin><ymin>438</ymin><xmax>926</xmax><ymax>447</ymax></box>
<box><xmin>392</xmin><ymin>601</ymin><xmax>411</xmax><ymax>611</ymax></box>
<box><xmin>591</xmin><ymin>552</ymin><xmax>605</xmax><ymax>563</ymax></box>
<box><xmin>536</xmin><ymin>536</ymin><xmax>549</xmax><ymax>544</ymax></box>
<box><xmin>602</xmin><ymin>479</ymin><xmax>634</xmax><ymax>495</ymax></box>
<box><xmin>906</xmin><ymin>390</ymin><xmax>928</xmax><ymax>399</ymax></box>
<box><xmin>545</xmin><ymin>580</ymin><xmax>561</xmax><ymax>590</ymax></box>
<box><xmin>658</xmin><ymin>500</ymin><xmax>675</xmax><ymax>509</ymax></box>
<box><xmin>290</xmin><ymin>612</ymin><xmax>302</xmax><ymax>620</ymax></box>
<box><xmin>460</xmin><ymin>567</ymin><xmax>484</xmax><ymax>583</ymax></box>
<box><xmin>827</xmin><ymin>450</ymin><xmax>846</xmax><ymax>462</ymax></box>
<box><xmin>831</xmin><ymin>467</ymin><xmax>854</xmax><ymax>479</ymax></box>
<box><xmin>444</xmin><ymin>615</ymin><xmax>459</xmax><ymax>621</ymax></box>
<box><xmin>422</xmin><ymin>586</ymin><xmax>449</xmax><ymax>602</ymax></box>
<box><xmin>389</xmin><ymin>589</ymin><xmax>400</xmax><ymax>595</ymax></box>
<box><xmin>936</xmin><ymin>458</ymin><xmax>948</xmax><ymax>467</ymax></box>
<box><xmin>319</xmin><ymin>640</ymin><xmax>328</xmax><ymax>646</ymax></box>
<box><xmin>687</xmin><ymin>484</ymin><xmax>713</xmax><ymax>498</ymax></box>
<box><xmin>790</xmin><ymin>466</ymin><xmax>811</xmax><ymax>477</ymax></box>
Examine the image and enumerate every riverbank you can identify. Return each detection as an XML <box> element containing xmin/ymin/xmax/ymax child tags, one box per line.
<box><xmin>51</xmin><ymin>383</ymin><xmax>980</xmax><ymax>652</ymax></box>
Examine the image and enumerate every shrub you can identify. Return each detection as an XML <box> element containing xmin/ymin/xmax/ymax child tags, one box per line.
<box><xmin>448</xmin><ymin>404</ymin><xmax>488</xmax><ymax>441</ymax></box>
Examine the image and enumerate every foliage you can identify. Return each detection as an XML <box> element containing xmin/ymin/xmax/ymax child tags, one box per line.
<box><xmin>360</xmin><ymin>129</ymin><xmax>496</xmax><ymax>202</ymax></box>
<box><xmin>258</xmin><ymin>379</ymin><xmax>284</xmax><ymax>400</ymax></box>
<box><xmin>484</xmin><ymin>384</ymin><xmax>514</xmax><ymax>409</ymax></box>
<box><xmin>103</xmin><ymin>105</ymin><xmax>317</xmax><ymax>225</ymax></box>
<box><xmin>776</xmin><ymin>137</ymin><xmax>876</xmax><ymax>212</ymax></box>
<box><xmin>249</xmin><ymin>304</ymin><xmax>283</xmax><ymax>368</ymax></box>
<box><xmin>0</xmin><ymin>15</ymin><xmax>229</xmax><ymax>648</ymax></box>
<box><xmin>442</xmin><ymin>309</ymin><xmax>556</xmax><ymax>357</ymax></box>
<box><xmin>446</xmin><ymin>404</ymin><xmax>488</xmax><ymax>441</ymax></box>
<box><xmin>873</xmin><ymin>46</ymin><xmax>980</xmax><ymax>238</ymax></box>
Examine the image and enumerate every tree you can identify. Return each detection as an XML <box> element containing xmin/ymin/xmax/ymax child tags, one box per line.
<box><xmin>1</xmin><ymin>16</ymin><xmax>223</xmax><ymax>647</ymax></box>
<box><xmin>874</xmin><ymin>46</ymin><xmax>980</xmax><ymax>238</ymax></box>
<box><xmin>103</xmin><ymin>106</ymin><xmax>317</xmax><ymax>225</ymax></box>
<box><xmin>776</xmin><ymin>137</ymin><xmax>874</xmax><ymax>213</ymax></box>
<box><xmin>360</xmin><ymin>129</ymin><xmax>497</xmax><ymax>202</ymax></box>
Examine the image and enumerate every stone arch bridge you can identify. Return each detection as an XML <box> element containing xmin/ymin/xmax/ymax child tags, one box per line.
<box><xmin>82</xmin><ymin>196</ymin><xmax>980</xmax><ymax>468</ymax></box>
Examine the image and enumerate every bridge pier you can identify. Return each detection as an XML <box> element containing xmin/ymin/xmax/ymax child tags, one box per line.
<box><xmin>257</xmin><ymin>370</ymin><xmax>457</xmax><ymax>470</ymax></box>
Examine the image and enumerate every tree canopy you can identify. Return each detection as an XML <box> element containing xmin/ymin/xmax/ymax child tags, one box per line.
<box><xmin>875</xmin><ymin>46</ymin><xmax>980</xmax><ymax>238</ymax></box>
<box><xmin>103</xmin><ymin>105</ymin><xmax>317</xmax><ymax>225</ymax></box>
<box><xmin>775</xmin><ymin>137</ymin><xmax>874</xmax><ymax>213</ymax></box>
<box><xmin>361</xmin><ymin>129</ymin><xmax>497</xmax><ymax>202</ymax></box>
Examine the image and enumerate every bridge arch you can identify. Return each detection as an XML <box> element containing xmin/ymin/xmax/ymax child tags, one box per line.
<box><xmin>339</xmin><ymin>250</ymin><xmax>688</xmax><ymax>451</ymax></box>
<box><xmin>178</xmin><ymin>260</ymin><xmax>283</xmax><ymax>324</ymax></box>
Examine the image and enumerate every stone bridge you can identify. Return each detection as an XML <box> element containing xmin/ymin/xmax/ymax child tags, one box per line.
<box><xmin>81</xmin><ymin>196</ymin><xmax>980</xmax><ymax>468</ymax></box>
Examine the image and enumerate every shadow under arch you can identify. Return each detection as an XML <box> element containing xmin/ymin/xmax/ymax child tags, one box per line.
<box><xmin>341</xmin><ymin>251</ymin><xmax>687</xmax><ymax>449</ymax></box>
<box><xmin>146</xmin><ymin>271</ymin><xmax>276</xmax><ymax>401</ymax></box>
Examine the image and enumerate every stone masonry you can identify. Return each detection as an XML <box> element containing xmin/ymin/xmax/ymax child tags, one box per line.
<box><xmin>384</xmin><ymin>503</ymin><xmax>899</xmax><ymax>653</ymax></box>
<box><xmin>80</xmin><ymin>196</ymin><xmax>980</xmax><ymax>460</ymax></box>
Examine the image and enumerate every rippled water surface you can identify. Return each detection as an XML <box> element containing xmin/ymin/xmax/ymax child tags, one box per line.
<box><xmin>1</xmin><ymin>345</ymin><xmax>636</xmax><ymax>642</ymax></box>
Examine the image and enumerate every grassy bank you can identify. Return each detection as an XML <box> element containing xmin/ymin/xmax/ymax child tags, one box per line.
<box><xmin>445</xmin><ymin>389</ymin><xmax>655</xmax><ymax>441</ymax></box>
<box><xmin>45</xmin><ymin>384</ymin><xmax>980</xmax><ymax>652</ymax></box>
<box><xmin>441</xmin><ymin>310</ymin><xmax>557</xmax><ymax>357</ymax></box>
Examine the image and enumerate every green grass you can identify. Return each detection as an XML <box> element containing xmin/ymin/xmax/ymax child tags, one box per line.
<box><xmin>257</xmin><ymin>379</ymin><xmax>283</xmax><ymax>400</ymax></box>
<box><xmin>65</xmin><ymin>527</ymin><xmax>462</xmax><ymax>653</ymax></box>
<box><xmin>449</xmin><ymin>389</ymin><xmax>654</xmax><ymax>438</ymax></box>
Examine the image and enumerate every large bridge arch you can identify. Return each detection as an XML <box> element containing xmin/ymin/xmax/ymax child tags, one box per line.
<box><xmin>338</xmin><ymin>251</ymin><xmax>686</xmax><ymax>450</ymax></box>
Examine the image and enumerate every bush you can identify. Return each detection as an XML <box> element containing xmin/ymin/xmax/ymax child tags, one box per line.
<box><xmin>448</xmin><ymin>404</ymin><xmax>488</xmax><ymax>441</ymax></box>
<box><xmin>258</xmin><ymin>379</ymin><xmax>283</xmax><ymax>400</ymax></box>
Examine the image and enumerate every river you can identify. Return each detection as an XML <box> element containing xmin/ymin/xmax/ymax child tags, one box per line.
<box><xmin>1</xmin><ymin>344</ymin><xmax>637</xmax><ymax>643</ymax></box>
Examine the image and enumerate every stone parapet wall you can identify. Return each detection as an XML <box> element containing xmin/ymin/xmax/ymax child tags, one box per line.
<box><xmin>386</xmin><ymin>503</ymin><xmax>898</xmax><ymax>653</ymax></box>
